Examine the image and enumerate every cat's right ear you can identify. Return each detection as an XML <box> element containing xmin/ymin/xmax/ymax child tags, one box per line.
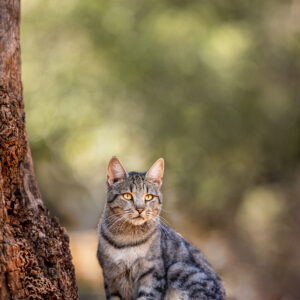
<box><xmin>107</xmin><ymin>157</ymin><xmax>127</xmax><ymax>186</ymax></box>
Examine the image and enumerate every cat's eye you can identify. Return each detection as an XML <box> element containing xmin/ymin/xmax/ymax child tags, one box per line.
<box><xmin>145</xmin><ymin>194</ymin><xmax>154</xmax><ymax>201</ymax></box>
<box><xmin>123</xmin><ymin>193</ymin><xmax>133</xmax><ymax>200</ymax></box>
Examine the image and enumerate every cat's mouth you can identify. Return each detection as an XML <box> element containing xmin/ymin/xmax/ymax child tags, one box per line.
<box><xmin>130</xmin><ymin>214</ymin><xmax>147</xmax><ymax>225</ymax></box>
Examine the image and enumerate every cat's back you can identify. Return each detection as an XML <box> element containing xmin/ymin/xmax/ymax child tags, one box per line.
<box><xmin>161</xmin><ymin>225</ymin><xmax>226</xmax><ymax>299</ymax></box>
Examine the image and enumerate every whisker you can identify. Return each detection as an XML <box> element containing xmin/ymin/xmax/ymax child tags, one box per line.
<box><xmin>103</xmin><ymin>214</ymin><xmax>123</xmax><ymax>222</ymax></box>
<box><xmin>115</xmin><ymin>218</ymin><xmax>128</xmax><ymax>233</ymax></box>
<box><xmin>161</xmin><ymin>208</ymin><xmax>172</xmax><ymax>215</ymax></box>
<box><xmin>151</xmin><ymin>218</ymin><xmax>172</xmax><ymax>240</ymax></box>
<box><xmin>106</xmin><ymin>218</ymin><xmax>122</xmax><ymax>230</ymax></box>
<box><xmin>159</xmin><ymin>216</ymin><xmax>171</xmax><ymax>226</ymax></box>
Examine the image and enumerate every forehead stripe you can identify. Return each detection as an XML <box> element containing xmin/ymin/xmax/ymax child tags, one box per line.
<box><xmin>107</xmin><ymin>194</ymin><xmax>119</xmax><ymax>203</ymax></box>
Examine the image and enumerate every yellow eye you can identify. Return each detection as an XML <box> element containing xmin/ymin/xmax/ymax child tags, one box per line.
<box><xmin>123</xmin><ymin>193</ymin><xmax>133</xmax><ymax>200</ymax></box>
<box><xmin>145</xmin><ymin>194</ymin><xmax>153</xmax><ymax>201</ymax></box>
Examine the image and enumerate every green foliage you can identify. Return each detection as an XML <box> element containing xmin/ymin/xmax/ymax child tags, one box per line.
<box><xmin>21</xmin><ymin>1</ymin><xmax>300</xmax><ymax>298</ymax></box>
<box><xmin>21</xmin><ymin>0</ymin><xmax>299</xmax><ymax>228</ymax></box>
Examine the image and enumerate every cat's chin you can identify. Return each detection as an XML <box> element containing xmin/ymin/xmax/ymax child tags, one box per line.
<box><xmin>130</xmin><ymin>216</ymin><xmax>147</xmax><ymax>226</ymax></box>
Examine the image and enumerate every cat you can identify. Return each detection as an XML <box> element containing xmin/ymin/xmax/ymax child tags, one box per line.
<box><xmin>97</xmin><ymin>157</ymin><xmax>226</xmax><ymax>300</ymax></box>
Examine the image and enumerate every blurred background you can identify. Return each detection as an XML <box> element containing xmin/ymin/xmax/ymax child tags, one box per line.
<box><xmin>21</xmin><ymin>0</ymin><xmax>300</xmax><ymax>299</ymax></box>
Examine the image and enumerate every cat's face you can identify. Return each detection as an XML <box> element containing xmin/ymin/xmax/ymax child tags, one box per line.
<box><xmin>106</xmin><ymin>157</ymin><xmax>164</xmax><ymax>227</ymax></box>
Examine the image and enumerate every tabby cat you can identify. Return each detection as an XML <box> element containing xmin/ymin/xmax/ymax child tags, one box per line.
<box><xmin>97</xmin><ymin>157</ymin><xmax>226</xmax><ymax>300</ymax></box>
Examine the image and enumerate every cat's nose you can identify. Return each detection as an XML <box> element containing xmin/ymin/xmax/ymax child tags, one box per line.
<box><xmin>137</xmin><ymin>208</ymin><xmax>144</xmax><ymax>214</ymax></box>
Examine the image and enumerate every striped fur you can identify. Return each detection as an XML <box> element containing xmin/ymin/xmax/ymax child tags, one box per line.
<box><xmin>97</xmin><ymin>158</ymin><xmax>226</xmax><ymax>300</ymax></box>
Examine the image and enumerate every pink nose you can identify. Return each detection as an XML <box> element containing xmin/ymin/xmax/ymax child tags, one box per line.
<box><xmin>137</xmin><ymin>208</ymin><xmax>144</xmax><ymax>214</ymax></box>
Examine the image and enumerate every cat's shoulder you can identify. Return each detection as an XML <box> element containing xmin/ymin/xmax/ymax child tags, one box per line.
<box><xmin>160</xmin><ymin>224</ymin><xmax>192</xmax><ymax>244</ymax></box>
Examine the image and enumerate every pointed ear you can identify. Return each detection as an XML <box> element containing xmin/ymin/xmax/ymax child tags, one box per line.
<box><xmin>107</xmin><ymin>157</ymin><xmax>127</xmax><ymax>186</ymax></box>
<box><xmin>145</xmin><ymin>158</ymin><xmax>164</xmax><ymax>185</ymax></box>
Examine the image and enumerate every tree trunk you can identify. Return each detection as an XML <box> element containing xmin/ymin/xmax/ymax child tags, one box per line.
<box><xmin>0</xmin><ymin>1</ymin><xmax>78</xmax><ymax>299</ymax></box>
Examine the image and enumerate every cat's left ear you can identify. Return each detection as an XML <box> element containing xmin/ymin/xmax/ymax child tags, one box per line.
<box><xmin>146</xmin><ymin>158</ymin><xmax>164</xmax><ymax>186</ymax></box>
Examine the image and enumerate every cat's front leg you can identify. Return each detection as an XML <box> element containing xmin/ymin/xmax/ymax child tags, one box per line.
<box><xmin>108</xmin><ymin>293</ymin><xmax>122</xmax><ymax>300</ymax></box>
<box><xmin>104</xmin><ymin>279</ymin><xmax>123</xmax><ymax>300</ymax></box>
<box><xmin>105</xmin><ymin>289</ymin><xmax>123</xmax><ymax>300</ymax></box>
<box><xmin>134</xmin><ymin>268</ymin><xmax>166</xmax><ymax>300</ymax></box>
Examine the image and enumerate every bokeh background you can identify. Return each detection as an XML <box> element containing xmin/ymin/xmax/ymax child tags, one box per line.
<box><xmin>21</xmin><ymin>0</ymin><xmax>300</xmax><ymax>299</ymax></box>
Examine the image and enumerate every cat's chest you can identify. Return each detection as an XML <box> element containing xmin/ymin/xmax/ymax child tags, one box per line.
<box><xmin>106</xmin><ymin>243</ymin><xmax>149</xmax><ymax>267</ymax></box>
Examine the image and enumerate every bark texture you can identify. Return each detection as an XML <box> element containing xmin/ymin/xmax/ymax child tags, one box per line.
<box><xmin>0</xmin><ymin>1</ymin><xmax>78</xmax><ymax>299</ymax></box>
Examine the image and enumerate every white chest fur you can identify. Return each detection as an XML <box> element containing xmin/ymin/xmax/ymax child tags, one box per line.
<box><xmin>104</xmin><ymin>240</ymin><xmax>150</xmax><ymax>268</ymax></box>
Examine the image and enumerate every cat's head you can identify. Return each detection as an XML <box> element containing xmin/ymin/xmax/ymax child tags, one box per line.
<box><xmin>105</xmin><ymin>157</ymin><xmax>164</xmax><ymax>226</ymax></box>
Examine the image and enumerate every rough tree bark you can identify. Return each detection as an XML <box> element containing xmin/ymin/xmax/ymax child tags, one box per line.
<box><xmin>0</xmin><ymin>1</ymin><xmax>78</xmax><ymax>299</ymax></box>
